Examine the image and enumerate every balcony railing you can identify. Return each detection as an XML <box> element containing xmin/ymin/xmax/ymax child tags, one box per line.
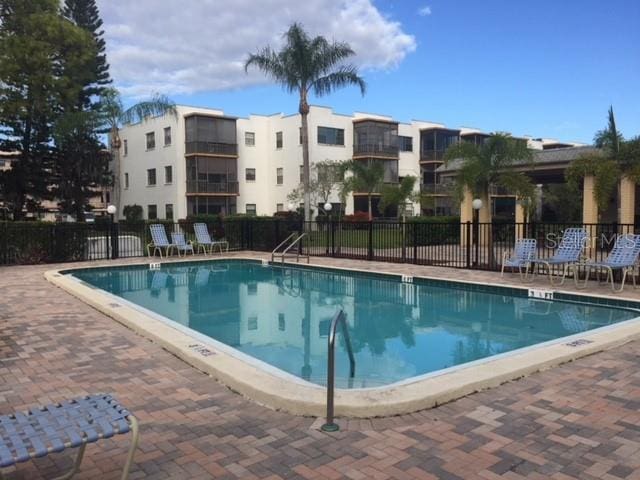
<box><xmin>419</xmin><ymin>150</ymin><xmax>447</xmax><ymax>162</ymax></box>
<box><xmin>186</xmin><ymin>181</ymin><xmax>239</xmax><ymax>194</ymax></box>
<box><xmin>185</xmin><ymin>141</ymin><xmax>238</xmax><ymax>156</ymax></box>
<box><xmin>420</xmin><ymin>183</ymin><xmax>454</xmax><ymax>195</ymax></box>
<box><xmin>353</xmin><ymin>144</ymin><xmax>398</xmax><ymax>158</ymax></box>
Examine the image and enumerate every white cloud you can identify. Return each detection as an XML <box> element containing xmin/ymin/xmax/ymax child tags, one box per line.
<box><xmin>96</xmin><ymin>0</ymin><xmax>416</xmax><ymax>97</ymax></box>
<box><xmin>418</xmin><ymin>5</ymin><xmax>432</xmax><ymax>16</ymax></box>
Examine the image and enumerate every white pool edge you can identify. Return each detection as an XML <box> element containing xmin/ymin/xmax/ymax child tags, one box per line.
<box><xmin>45</xmin><ymin>257</ymin><xmax>640</xmax><ymax>418</ymax></box>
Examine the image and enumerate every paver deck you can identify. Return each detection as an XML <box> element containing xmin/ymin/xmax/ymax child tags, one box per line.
<box><xmin>1</xmin><ymin>253</ymin><xmax>639</xmax><ymax>479</ymax></box>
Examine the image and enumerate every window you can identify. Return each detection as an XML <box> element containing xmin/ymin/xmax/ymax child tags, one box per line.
<box><xmin>245</xmin><ymin>168</ymin><xmax>256</xmax><ymax>182</ymax></box>
<box><xmin>165</xmin><ymin>204</ymin><xmax>174</xmax><ymax>220</ymax></box>
<box><xmin>299</xmin><ymin>165</ymin><xmax>304</xmax><ymax>183</ymax></box>
<box><xmin>164</xmin><ymin>166</ymin><xmax>173</xmax><ymax>184</ymax></box>
<box><xmin>399</xmin><ymin>136</ymin><xmax>413</xmax><ymax>152</ymax></box>
<box><xmin>276</xmin><ymin>168</ymin><xmax>283</xmax><ymax>185</ymax></box>
<box><xmin>124</xmin><ymin>173</ymin><xmax>129</xmax><ymax>189</ymax></box>
<box><xmin>106</xmin><ymin>191</ymin><xmax>111</xmax><ymax>203</ymax></box>
<box><xmin>123</xmin><ymin>139</ymin><xmax>128</xmax><ymax>156</ymax></box>
<box><xmin>317</xmin><ymin>126</ymin><xmax>344</xmax><ymax>146</ymax></box>
<box><xmin>246</xmin><ymin>203</ymin><xmax>256</xmax><ymax>215</ymax></box>
<box><xmin>164</xmin><ymin>127</ymin><xmax>171</xmax><ymax>146</ymax></box>
<box><xmin>276</xmin><ymin>203</ymin><xmax>284</xmax><ymax>212</ymax></box>
<box><xmin>276</xmin><ymin>131</ymin><xmax>283</xmax><ymax>149</ymax></box>
<box><xmin>147</xmin><ymin>204</ymin><xmax>157</xmax><ymax>220</ymax></box>
<box><xmin>278</xmin><ymin>313</ymin><xmax>285</xmax><ymax>331</ymax></box>
<box><xmin>248</xmin><ymin>316</ymin><xmax>258</xmax><ymax>330</ymax></box>
<box><xmin>245</xmin><ymin>131</ymin><xmax>255</xmax><ymax>146</ymax></box>
<box><xmin>145</xmin><ymin>132</ymin><xmax>155</xmax><ymax>150</ymax></box>
<box><xmin>299</xmin><ymin>127</ymin><xmax>302</xmax><ymax>145</ymax></box>
<box><xmin>147</xmin><ymin>168</ymin><xmax>156</xmax><ymax>186</ymax></box>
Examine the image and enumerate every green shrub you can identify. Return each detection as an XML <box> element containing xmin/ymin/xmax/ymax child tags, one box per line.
<box><xmin>122</xmin><ymin>204</ymin><xmax>143</xmax><ymax>222</ymax></box>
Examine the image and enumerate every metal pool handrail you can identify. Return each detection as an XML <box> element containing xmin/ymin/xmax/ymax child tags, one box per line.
<box><xmin>271</xmin><ymin>232</ymin><xmax>297</xmax><ymax>261</ymax></box>
<box><xmin>321</xmin><ymin>309</ymin><xmax>355</xmax><ymax>432</ymax></box>
<box><xmin>280</xmin><ymin>233</ymin><xmax>309</xmax><ymax>264</ymax></box>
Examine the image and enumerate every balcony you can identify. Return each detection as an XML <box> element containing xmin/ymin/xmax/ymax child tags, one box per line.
<box><xmin>185</xmin><ymin>141</ymin><xmax>238</xmax><ymax>156</ymax></box>
<box><xmin>353</xmin><ymin>143</ymin><xmax>399</xmax><ymax>158</ymax></box>
<box><xmin>186</xmin><ymin>181</ymin><xmax>239</xmax><ymax>194</ymax></box>
<box><xmin>420</xmin><ymin>183</ymin><xmax>454</xmax><ymax>195</ymax></box>
<box><xmin>419</xmin><ymin>150</ymin><xmax>447</xmax><ymax>162</ymax></box>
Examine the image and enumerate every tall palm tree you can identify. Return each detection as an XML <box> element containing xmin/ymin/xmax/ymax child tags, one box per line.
<box><xmin>99</xmin><ymin>87</ymin><xmax>176</xmax><ymax>213</ymax></box>
<box><xmin>343</xmin><ymin>160</ymin><xmax>385</xmax><ymax>220</ymax></box>
<box><xmin>444</xmin><ymin>133</ymin><xmax>534</xmax><ymax>224</ymax></box>
<box><xmin>245</xmin><ymin>23</ymin><xmax>366</xmax><ymax>221</ymax></box>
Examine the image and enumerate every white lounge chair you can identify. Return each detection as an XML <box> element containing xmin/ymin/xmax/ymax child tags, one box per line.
<box><xmin>194</xmin><ymin>223</ymin><xmax>228</xmax><ymax>254</ymax></box>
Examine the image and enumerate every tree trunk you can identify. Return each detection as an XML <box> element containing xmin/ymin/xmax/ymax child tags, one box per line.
<box><xmin>299</xmin><ymin>90</ymin><xmax>311</xmax><ymax>223</ymax></box>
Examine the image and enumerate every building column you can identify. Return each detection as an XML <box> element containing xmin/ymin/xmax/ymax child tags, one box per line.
<box><xmin>619</xmin><ymin>175</ymin><xmax>635</xmax><ymax>234</ymax></box>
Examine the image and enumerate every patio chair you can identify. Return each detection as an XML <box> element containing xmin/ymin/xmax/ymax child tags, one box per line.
<box><xmin>574</xmin><ymin>234</ymin><xmax>640</xmax><ymax>292</ymax></box>
<box><xmin>171</xmin><ymin>232</ymin><xmax>194</xmax><ymax>257</ymax></box>
<box><xmin>193</xmin><ymin>223</ymin><xmax>229</xmax><ymax>254</ymax></box>
<box><xmin>0</xmin><ymin>394</ymin><xmax>139</xmax><ymax>480</ymax></box>
<box><xmin>147</xmin><ymin>224</ymin><xmax>175</xmax><ymax>258</ymax></box>
<box><xmin>501</xmin><ymin>238</ymin><xmax>537</xmax><ymax>280</ymax></box>
<box><xmin>531</xmin><ymin>228</ymin><xmax>587</xmax><ymax>286</ymax></box>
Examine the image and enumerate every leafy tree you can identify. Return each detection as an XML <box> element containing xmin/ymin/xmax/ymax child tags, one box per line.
<box><xmin>443</xmin><ymin>133</ymin><xmax>534</xmax><ymax>223</ymax></box>
<box><xmin>245</xmin><ymin>23</ymin><xmax>366</xmax><ymax>221</ymax></box>
<box><xmin>287</xmin><ymin>160</ymin><xmax>345</xmax><ymax>216</ymax></box>
<box><xmin>342</xmin><ymin>160</ymin><xmax>385</xmax><ymax>220</ymax></box>
<box><xmin>62</xmin><ymin>0</ymin><xmax>111</xmax><ymax>110</ymax></box>
<box><xmin>379</xmin><ymin>175</ymin><xmax>418</xmax><ymax>219</ymax></box>
<box><xmin>0</xmin><ymin>0</ymin><xmax>95</xmax><ymax>219</ymax></box>
<box><xmin>122</xmin><ymin>204</ymin><xmax>143</xmax><ymax>222</ymax></box>
<box><xmin>99</xmin><ymin>88</ymin><xmax>177</xmax><ymax>212</ymax></box>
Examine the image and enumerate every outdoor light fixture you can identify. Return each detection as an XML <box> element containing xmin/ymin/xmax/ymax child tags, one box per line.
<box><xmin>106</xmin><ymin>204</ymin><xmax>117</xmax><ymax>215</ymax></box>
<box><xmin>324</xmin><ymin>202</ymin><xmax>332</xmax><ymax>212</ymax></box>
<box><xmin>472</xmin><ymin>198</ymin><xmax>483</xmax><ymax>210</ymax></box>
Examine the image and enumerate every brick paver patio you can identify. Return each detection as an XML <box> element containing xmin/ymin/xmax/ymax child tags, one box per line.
<box><xmin>1</xmin><ymin>254</ymin><xmax>639</xmax><ymax>479</ymax></box>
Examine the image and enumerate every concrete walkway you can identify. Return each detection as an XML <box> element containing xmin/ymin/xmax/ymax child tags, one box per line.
<box><xmin>0</xmin><ymin>254</ymin><xmax>639</xmax><ymax>479</ymax></box>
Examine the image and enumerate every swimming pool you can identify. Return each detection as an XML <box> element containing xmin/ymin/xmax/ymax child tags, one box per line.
<box><xmin>65</xmin><ymin>259</ymin><xmax>639</xmax><ymax>392</ymax></box>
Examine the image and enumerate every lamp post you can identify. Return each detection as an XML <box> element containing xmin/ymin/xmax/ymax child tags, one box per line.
<box><xmin>107</xmin><ymin>204</ymin><xmax>118</xmax><ymax>260</ymax></box>
<box><xmin>324</xmin><ymin>203</ymin><xmax>332</xmax><ymax>255</ymax></box>
<box><xmin>472</xmin><ymin>198</ymin><xmax>483</xmax><ymax>267</ymax></box>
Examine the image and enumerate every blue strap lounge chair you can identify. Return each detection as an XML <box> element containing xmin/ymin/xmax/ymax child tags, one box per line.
<box><xmin>171</xmin><ymin>232</ymin><xmax>194</xmax><ymax>257</ymax></box>
<box><xmin>147</xmin><ymin>224</ymin><xmax>175</xmax><ymax>258</ymax></box>
<box><xmin>0</xmin><ymin>394</ymin><xmax>139</xmax><ymax>480</ymax></box>
<box><xmin>193</xmin><ymin>223</ymin><xmax>229</xmax><ymax>254</ymax></box>
<box><xmin>575</xmin><ymin>234</ymin><xmax>640</xmax><ymax>292</ymax></box>
<box><xmin>501</xmin><ymin>238</ymin><xmax>537</xmax><ymax>280</ymax></box>
<box><xmin>531</xmin><ymin>228</ymin><xmax>587</xmax><ymax>286</ymax></box>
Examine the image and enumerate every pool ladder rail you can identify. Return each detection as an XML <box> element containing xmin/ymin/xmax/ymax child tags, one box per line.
<box><xmin>271</xmin><ymin>232</ymin><xmax>310</xmax><ymax>264</ymax></box>
<box><xmin>321</xmin><ymin>309</ymin><xmax>356</xmax><ymax>433</ymax></box>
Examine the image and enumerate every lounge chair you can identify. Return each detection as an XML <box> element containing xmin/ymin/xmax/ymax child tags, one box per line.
<box><xmin>501</xmin><ymin>238</ymin><xmax>537</xmax><ymax>280</ymax></box>
<box><xmin>147</xmin><ymin>224</ymin><xmax>175</xmax><ymax>258</ymax></box>
<box><xmin>0</xmin><ymin>394</ymin><xmax>139</xmax><ymax>480</ymax></box>
<box><xmin>530</xmin><ymin>228</ymin><xmax>587</xmax><ymax>286</ymax></box>
<box><xmin>574</xmin><ymin>234</ymin><xmax>640</xmax><ymax>292</ymax></box>
<box><xmin>171</xmin><ymin>232</ymin><xmax>194</xmax><ymax>257</ymax></box>
<box><xmin>193</xmin><ymin>223</ymin><xmax>228</xmax><ymax>254</ymax></box>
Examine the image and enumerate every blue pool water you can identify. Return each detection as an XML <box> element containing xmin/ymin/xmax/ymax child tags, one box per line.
<box><xmin>69</xmin><ymin>260</ymin><xmax>638</xmax><ymax>388</ymax></box>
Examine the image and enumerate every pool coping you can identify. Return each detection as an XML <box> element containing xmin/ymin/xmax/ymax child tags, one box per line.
<box><xmin>45</xmin><ymin>256</ymin><xmax>640</xmax><ymax>418</ymax></box>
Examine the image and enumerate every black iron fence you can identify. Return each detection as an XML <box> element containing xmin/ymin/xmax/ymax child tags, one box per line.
<box><xmin>1</xmin><ymin>219</ymin><xmax>637</xmax><ymax>272</ymax></box>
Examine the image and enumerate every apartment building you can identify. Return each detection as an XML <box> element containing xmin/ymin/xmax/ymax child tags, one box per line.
<box><xmin>115</xmin><ymin>105</ymin><xmax>583</xmax><ymax>221</ymax></box>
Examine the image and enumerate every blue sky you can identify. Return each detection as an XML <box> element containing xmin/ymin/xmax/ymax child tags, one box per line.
<box><xmin>102</xmin><ymin>0</ymin><xmax>639</xmax><ymax>144</ymax></box>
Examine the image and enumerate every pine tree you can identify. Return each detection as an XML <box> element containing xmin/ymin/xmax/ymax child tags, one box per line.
<box><xmin>0</xmin><ymin>0</ymin><xmax>95</xmax><ymax>219</ymax></box>
<box><xmin>62</xmin><ymin>0</ymin><xmax>111</xmax><ymax>110</ymax></box>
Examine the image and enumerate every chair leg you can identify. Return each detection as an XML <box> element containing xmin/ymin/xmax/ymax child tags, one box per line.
<box><xmin>120</xmin><ymin>416</ymin><xmax>140</xmax><ymax>480</ymax></box>
<box><xmin>575</xmin><ymin>265</ymin><xmax>590</xmax><ymax>289</ymax></box>
<box><xmin>500</xmin><ymin>263</ymin><xmax>505</xmax><ymax>277</ymax></box>
<box><xmin>52</xmin><ymin>443</ymin><xmax>87</xmax><ymax>480</ymax></box>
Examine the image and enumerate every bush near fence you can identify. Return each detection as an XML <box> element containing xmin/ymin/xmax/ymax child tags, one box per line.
<box><xmin>407</xmin><ymin>216</ymin><xmax>460</xmax><ymax>246</ymax></box>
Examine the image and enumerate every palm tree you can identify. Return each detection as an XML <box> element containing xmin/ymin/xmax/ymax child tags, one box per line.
<box><xmin>343</xmin><ymin>160</ymin><xmax>385</xmax><ymax>220</ymax></box>
<box><xmin>379</xmin><ymin>175</ymin><xmax>418</xmax><ymax>218</ymax></box>
<box><xmin>99</xmin><ymin>88</ymin><xmax>177</xmax><ymax>213</ymax></box>
<box><xmin>245</xmin><ymin>23</ymin><xmax>366</xmax><ymax>221</ymax></box>
<box><xmin>444</xmin><ymin>133</ymin><xmax>534</xmax><ymax>224</ymax></box>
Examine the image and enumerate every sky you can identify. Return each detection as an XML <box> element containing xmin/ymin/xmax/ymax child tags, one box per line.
<box><xmin>96</xmin><ymin>0</ymin><xmax>640</xmax><ymax>144</ymax></box>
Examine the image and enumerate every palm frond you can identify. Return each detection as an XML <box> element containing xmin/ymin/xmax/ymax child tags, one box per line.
<box><xmin>119</xmin><ymin>93</ymin><xmax>177</xmax><ymax>125</ymax></box>
<box><xmin>312</xmin><ymin>65</ymin><xmax>366</xmax><ymax>97</ymax></box>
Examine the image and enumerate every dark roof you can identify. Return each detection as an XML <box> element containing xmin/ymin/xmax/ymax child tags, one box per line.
<box><xmin>437</xmin><ymin>145</ymin><xmax>602</xmax><ymax>174</ymax></box>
